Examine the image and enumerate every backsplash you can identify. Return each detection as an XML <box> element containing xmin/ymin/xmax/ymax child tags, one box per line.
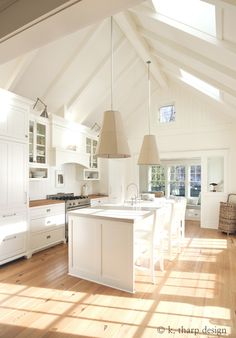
<box><xmin>29</xmin><ymin>164</ymin><xmax>94</xmax><ymax>200</ymax></box>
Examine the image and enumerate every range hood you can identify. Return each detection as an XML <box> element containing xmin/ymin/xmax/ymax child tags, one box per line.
<box><xmin>51</xmin><ymin>147</ymin><xmax>89</xmax><ymax>168</ymax></box>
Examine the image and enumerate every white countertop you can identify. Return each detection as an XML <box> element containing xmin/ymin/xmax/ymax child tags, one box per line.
<box><xmin>68</xmin><ymin>207</ymin><xmax>154</xmax><ymax>223</ymax></box>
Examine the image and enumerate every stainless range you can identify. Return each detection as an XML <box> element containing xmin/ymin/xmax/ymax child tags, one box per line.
<box><xmin>47</xmin><ymin>193</ymin><xmax>90</xmax><ymax>240</ymax></box>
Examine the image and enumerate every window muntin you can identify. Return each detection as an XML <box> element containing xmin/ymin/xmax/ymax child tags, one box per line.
<box><xmin>159</xmin><ymin>105</ymin><xmax>176</xmax><ymax>123</ymax></box>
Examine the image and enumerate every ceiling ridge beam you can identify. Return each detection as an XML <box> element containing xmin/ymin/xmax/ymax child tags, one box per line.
<box><xmin>41</xmin><ymin>21</ymin><xmax>104</xmax><ymax>101</ymax></box>
<box><xmin>114</xmin><ymin>11</ymin><xmax>167</xmax><ymax>88</ymax></box>
<box><xmin>67</xmin><ymin>35</ymin><xmax>127</xmax><ymax>116</ymax></box>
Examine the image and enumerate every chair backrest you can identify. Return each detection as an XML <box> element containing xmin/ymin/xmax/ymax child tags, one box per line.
<box><xmin>153</xmin><ymin>204</ymin><xmax>172</xmax><ymax>242</ymax></box>
<box><xmin>168</xmin><ymin>200</ymin><xmax>184</xmax><ymax>234</ymax></box>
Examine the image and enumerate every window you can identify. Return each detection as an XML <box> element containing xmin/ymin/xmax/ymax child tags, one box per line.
<box><xmin>147</xmin><ymin>161</ymin><xmax>201</xmax><ymax>198</ymax></box>
<box><xmin>159</xmin><ymin>105</ymin><xmax>176</xmax><ymax>123</ymax></box>
<box><xmin>169</xmin><ymin>165</ymin><xmax>185</xmax><ymax>196</ymax></box>
<box><xmin>152</xmin><ymin>0</ymin><xmax>216</xmax><ymax>37</ymax></box>
<box><xmin>149</xmin><ymin>165</ymin><xmax>165</xmax><ymax>193</ymax></box>
<box><xmin>180</xmin><ymin>69</ymin><xmax>220</xmax><ymax>100</ymax></box>
<box><xmin>190</xmin><ymin>165</ymin><xmax>201</xmax><ymax>197</ymax></box>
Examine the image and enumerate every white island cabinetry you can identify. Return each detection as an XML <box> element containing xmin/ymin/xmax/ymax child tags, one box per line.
<box><xmin>68</xmin><ymin>208</ymin><xmax>154</xmax><ymax>293</ymax></box>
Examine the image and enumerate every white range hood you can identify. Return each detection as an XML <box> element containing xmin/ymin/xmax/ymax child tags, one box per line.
<box><xmin>51</xmin><ymin>147</ymin><xmax>89</xmax><ymax>168</ymax></box>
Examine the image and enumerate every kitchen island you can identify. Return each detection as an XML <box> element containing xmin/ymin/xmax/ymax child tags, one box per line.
<box><xmin>68</xmin><ymin>207</ymin><xmax>154</xmax><ymax>293</ymax></box>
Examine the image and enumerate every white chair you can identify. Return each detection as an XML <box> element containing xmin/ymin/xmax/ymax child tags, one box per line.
<box><xmin>134</xmin><ymin>205</ymin><xmax>171</xmax><ymax>284</ymax></box>
<box><xmin>164</xmin><ymin>198</ymin><xmax>187</xmax><ymax>259</ymax></box>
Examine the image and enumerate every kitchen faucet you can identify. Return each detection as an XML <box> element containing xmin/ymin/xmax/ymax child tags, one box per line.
<box><xmin>126</xmin><ymin>183</ymin><xmax>139</xmax><ymax>205</ymax></box>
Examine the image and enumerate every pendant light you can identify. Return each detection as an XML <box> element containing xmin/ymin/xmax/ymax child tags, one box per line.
<box><xmin>96</xmin><ymin>17</ymin><xmax>130</xmax><ymax>158</ymax></box>
<box><xmin>138</xmin><ymin>61</ymin><xmax>160</xmax><ymax>165</ymax></box>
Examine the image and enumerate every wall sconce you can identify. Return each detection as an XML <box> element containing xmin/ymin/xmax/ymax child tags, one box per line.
<box><xmin>33</xmin><ymin>97</ymin><xmax>49</xmax><ymax>118</ymax></box>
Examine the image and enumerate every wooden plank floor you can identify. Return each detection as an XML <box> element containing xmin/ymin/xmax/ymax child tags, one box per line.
<box><xmin>0</xmin><ymin>222</ymin><xmax>235</xmax><ymax>338</ymax></box>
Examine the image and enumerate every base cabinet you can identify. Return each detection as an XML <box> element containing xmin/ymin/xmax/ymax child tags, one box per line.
<box><xmin>29</xmin><ymin>203</ymin><xmax>65</xmax><ymax>254</ymax></box>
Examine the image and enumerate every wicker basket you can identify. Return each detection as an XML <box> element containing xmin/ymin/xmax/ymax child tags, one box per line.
<box><xmin>218</xmin><ymin>194</ymin><xmax>236</xmax><ymax>234</ymax></box>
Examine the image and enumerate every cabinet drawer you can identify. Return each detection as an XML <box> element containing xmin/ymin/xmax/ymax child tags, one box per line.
<box><xmin>30</xmin><ymin>227</ymin><xmax>65</xmax><ymax>252</ymax></box>
<box><xmin>30</xmin><ymin>214</ymin><xmax>65</xmax><ymax>233</ymax></box>
<box><xmin>0</xmin><ymin>232</ymin><xmax>26</xmax><ymax>262</ymax></box>
<box><xmin>30</xmin><ymin>204</ymin><xmax>65</xmax><ymax>219</ymax></box>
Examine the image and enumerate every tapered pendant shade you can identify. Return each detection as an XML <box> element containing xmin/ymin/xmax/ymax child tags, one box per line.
<box><xmin>96</xmin><ymin>110</ymin><xmax>131</xmax><ymax>158</ymax></box>
<box><xmin>138</xmin><ymin>134</ymin><xmax>160</xmax><ymax>165</ymax></box>
<box><xmin>138</xmin><ymin>61</ymin><xmax>160</xmax><ymax>165</ymax></box>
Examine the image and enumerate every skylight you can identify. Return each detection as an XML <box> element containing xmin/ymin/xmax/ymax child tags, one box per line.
<box><xmin>152</xmin><ymin>0</ymin><xmax>216</xmax><ymax>37</ymax></box>
<box><xmin>180</xmin><ymin>69</ymin><xmax>220</xmax><ymax>100</ymax></box>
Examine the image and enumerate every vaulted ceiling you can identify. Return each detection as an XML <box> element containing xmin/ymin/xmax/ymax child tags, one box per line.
<box><xmin>0</xmin><ymin>0</ymin><xmax>236</xmax><ymax>127</ymax></box>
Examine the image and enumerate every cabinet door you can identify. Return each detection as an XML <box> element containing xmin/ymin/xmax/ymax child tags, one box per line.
<box><xmin>0</xmin><ymin>141</ymin><xmax>8</xmax><ymax>211</ymax></box>
<box><xmin>0</xmin><ymin>100</ymin><xmax>28</xmax><ymax>141</ymax></box>
<box><xmin>0</xmin><ymin>140</ymin><xmax>27</xmax><ymax>214</ymax></box>
<box><xmin>69</xmin><ymin>216</ymin><xmax>101</xmax><ymax>280</ymax></box>
<box><xmin>101</xmin><ymin>219</ymin><xmax>134</xmax><ymax>292</ymax></box>
<box><xmin>8</xmin><ymin>142</ymin><xmax>27</xmax><ymax>211</ymax></box>
<box><xmin>29</xmin><ymin>120</ymin><xmax>47</xmax><ymax>164</ymax></box>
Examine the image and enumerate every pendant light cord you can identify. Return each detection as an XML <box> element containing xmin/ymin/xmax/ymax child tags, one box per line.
<box><xmin>111</xmin><ymin>16</ymin><xmax>113</xmax><ymax>111</ymax></box>
<box><xmin>147</xmin><ymin>60</ymin><xmax>151</xmax><ymax>135</ymax></box>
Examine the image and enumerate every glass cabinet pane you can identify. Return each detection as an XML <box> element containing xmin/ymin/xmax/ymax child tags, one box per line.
<box><xmin>29</xmin><ymin>120</ymin><xmax>47</xmax><ymax>164</ymax></box>
<box><xmin>29</xmin><ymin>121</ymin><xmax>34</xmax><ymax>163</ymax></box>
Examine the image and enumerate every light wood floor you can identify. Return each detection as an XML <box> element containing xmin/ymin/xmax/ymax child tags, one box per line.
<box><xmin>0</xmin><ymin>222</ymin><xmax>235</xmax><ymax>338</ymax></box>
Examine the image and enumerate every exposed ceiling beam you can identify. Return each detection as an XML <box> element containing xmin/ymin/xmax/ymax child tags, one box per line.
<box><xmin>83</xmin><ymin>55</ymin><xmax>141</xmax><ymax>125</ymax></box>
<box><xmin>114</xmin><ymin>11</ymin><xmax>168</xmax><ymax>88</ymax></box>
<box><xmin>41</xmin><ymin>22</ymin><xmax>103</xmax><ymax>102</ymax></box>
<box><xmin>67</xmin><ymin>36</ymin><xmax>127</xmax><ymax>122</ymax></box>
<box><xmin>157</xmin><ymin>57</ymin><xmax>236</xmax><ymax>119</ymax></box>
<box><xmin>140</xmin><ymin>28</ymin><xmax>236</xmax><ymax>97</ymax></box>
<box><xmin>4</xmin><ymin>49</ymin><xmax>38</xmax><ymax>91</ymax></box>
<box><xmin>129</xmin><ymin>4</ymin><xmax>236</xmax><ymax>72</ymax></box>
<box><xmin>152</xmin><ymin>47</ymin><xmax>236</xmax><ymax>102</ymax></box>
<box><xmin>0</xmin><ymin>0</ymin><xmax>143</xmax><ymax>65</ymax></box>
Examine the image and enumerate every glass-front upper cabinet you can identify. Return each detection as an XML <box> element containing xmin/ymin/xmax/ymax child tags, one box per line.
<box><xmin>86</xmin><ymin>137</ymin><xmax>98</xmax><ymax>169</ymax></box>
<box><xmin>29</xmin><ymin>120</ymin><xmax>47</xmax><ymax>164</ymax></box>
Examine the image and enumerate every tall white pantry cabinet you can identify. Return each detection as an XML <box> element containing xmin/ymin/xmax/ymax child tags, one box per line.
<box><xmin>0</xmin><ymin>89</ymin><xmax>30</xmax><ymax>265</ymax></box>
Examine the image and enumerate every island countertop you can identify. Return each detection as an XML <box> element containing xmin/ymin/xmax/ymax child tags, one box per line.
<box><xmin>68</xmin><ymin>207</ymin><xmax>154</xmax><ymax>223</ymax></box>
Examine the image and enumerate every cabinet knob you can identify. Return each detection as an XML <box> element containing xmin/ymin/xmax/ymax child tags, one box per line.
<box><xmin>46</xmin><ymin>235</ymin><xmax>51</xmax><ymax>239</ymax></box>
<box><xmin>46</xmin><ymin>209</ymin><xmax>51</xmax><ymax>212</ymax></box>
<box><xmin>25</xmin><ymin>134</ymin><xmax>28</xmax><ymax>138</ymax></box>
